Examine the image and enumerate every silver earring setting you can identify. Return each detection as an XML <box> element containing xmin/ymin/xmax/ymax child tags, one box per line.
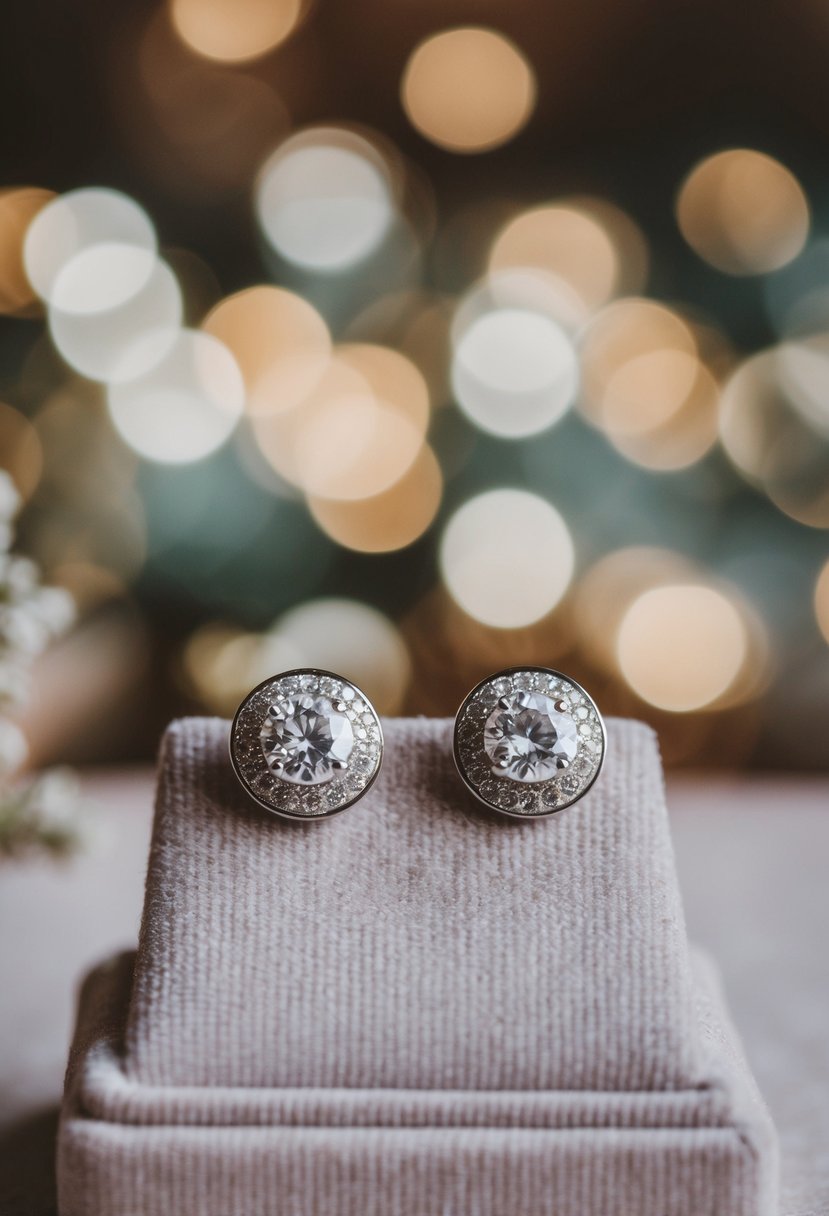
<box><xmin>230</xmin><ymin>668</ymin><xmax>383</xmax><ymax>821</ymax></box>
<box><xmin>453</xmin><ymin>666</ymin><xmax>606</xmax><ymax>819</ymax></box>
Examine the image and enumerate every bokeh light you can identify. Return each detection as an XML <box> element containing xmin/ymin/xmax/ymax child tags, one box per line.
<box><xmin>203</xmin><ymin>285</ymin><xmax>330</xmax><ymax>416</ymax></box>
<box><xmin>0</xmin><ymin>187</ymin><xmax>56</xmax><ymax>316</ymax></box>
<box><xmin>576</xmin><ymin>295</ymin><xmax>719</xmax><ymax>468</ymax></box>
<box><xmin>489</xmin><ymin>204</ymin><xmax>619</xmax><ymax>314</ymax></box>
<box><xmin>183</xmin><ymin>601</ymin><xmax>411</xmax><ymax>717</ymax></box>
<box><xmin>170</xmin><ymin>0</ymin><xmax>303</xmax><ymax>63</ymax></box>
<box><xmin>401</xmin><ymin>27</ymin><xmax>536</xmax><ymax>153</ymax></box>
<box><xmin>256</xmin><ymin>128</ymin><xmax>396</xmax><ymax>272</ymax></box>
<box><xmin>459</xmin><ymin>266</ymin><xmax>589</xmax><ymax>339</ymax></box>
<box><xmin>815</xmin><ymin>559</ymin><xmax>829</xmax><ymax>647</ymax></box>
<box><xmin>617</xmin><ymin>583</ymin><xmax>749</xmax><ymax>712</ymax></box>
<box><xmin>568</xmin><ymin>196</ymin><xmax>650</xmax><ymax>297</ymax></box>
<box><xmin>440</xmin><ymin>489</ymin><xmax>574</xmax><ymax>628</ymax></box>
<box><xmin>451</xmin><ymin>305</ymin><xmax>578</xmax><ymax>438</ymax></box>
<box><xmin>252</xmin><ymin>354</ymin><xmax>367</xmax><ymax>487</ymax></box>
<box><xmin>107</xmin><ymin>329</ymin><xmax>244</xmax><ymax>463</ymax></box>
<box><xmin>308</xmin><ymin>443</ymin><xmax>442</xmax><ymax>552</ymax></box>
<box><xmin>269</xmin><ymin>598</ymin><xmax>411</xmax><ymax>713</ymax></box>
<box><xmin>23</xmin><ymin>188</ymin><xmax>157</xmax><ymax>306</ymax></box>
<box><xmin>677</xmin><ymin>149</ymin><xmax>809</xmax><ymax>275</ymax></box>
<box><xmin>252</xmin><ymin>344</ymin><xmax>429</xmax><ymax>500</ymax></box>
<box><xmin>296</xmin><ymin>344</ymin><xmax>428</xmax><ymax>499</ymax></box>
<box><xmin>720</xmin><ymin>346</ymin><xmax>829</xmax><ymax>527</ymax></box>
<box><xmin>48</xmin><ymin>249</ymin><xmax>182</xmax><ymax>383</ymax></box>
<box><xmin>580</xmin><ymin>297</ymin><xmax>697</xmax><ymax>424</ymax></box>
<box><xmin>603</xmin><ymin>355</ymin><xmax>720</xmax><ymax>470</ymax></box>
<box><xmin>3</xmin><ymin>10</ymin><xmax>828</xmax><ymax>775</ymax></box>
<box><xmin>776</xmin><ymin>336</ymin><xmax>829</xmax><ymax>439</ymax></box>
<box><xmin>182</xmin><ymin>623</ymin><xmax>277</xmax><ymax>715</ymax></box>
<box><xmin>573</xmin><ymin>546</ymin><xmax>698</xmax><ymax>673</ymax></box>
<box><xmin>601</xmin><ymin>349</ymin><xmax>699</xmax><ymax>435</ymax></box>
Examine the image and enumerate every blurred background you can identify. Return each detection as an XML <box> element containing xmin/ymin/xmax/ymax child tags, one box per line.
<box><xmin>1</xmin><ymin>0</ymin><xmax>829</xmax><ymax>782</ymax></box>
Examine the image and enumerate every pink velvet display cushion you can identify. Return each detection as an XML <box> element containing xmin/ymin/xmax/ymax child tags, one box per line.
<box><xmin>57</xmin><ymin>717</ymin><xmax>778</xmax><ymax>1216</ymax></box>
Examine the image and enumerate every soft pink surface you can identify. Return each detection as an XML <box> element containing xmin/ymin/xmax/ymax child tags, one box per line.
<box><xmin>0</xmin><ymin>763</ymin><xmax>826</xmax><ymax>1214</ymax></box>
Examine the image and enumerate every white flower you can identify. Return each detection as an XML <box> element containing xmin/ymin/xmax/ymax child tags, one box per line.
<box><xmin>0</xmin><ymin>660</ymin><xmax>30</xmax><ymax>707</ymax></box>
<box><xmin>31</xmin><ymin>768</ymin><xmax>82</xmax><ymax>832</ymax></box>
<box><xmin>0</xmin><ymin>719</ymin><xmax>28</xmax><ymax>774</ymax></box>
<box><xmin>0</xmin><ymin>608</ymin><xmax>52</xmax><ymax>656</ymax></box>
<box><xmin>33</xmin><ymin>586</ymin><xmax>76</xmax><ymax>634</ymax></box>
<box><xmin>3</xmin><ymin>556</ymin><xmax>38</xmax><ymax>598</ymax></box>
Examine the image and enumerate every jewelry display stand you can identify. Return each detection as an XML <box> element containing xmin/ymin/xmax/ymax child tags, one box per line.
<box><xmin>57</xmin><ymin>717</ymin><xmax>778</xmax><ymax>1216</ymax></box>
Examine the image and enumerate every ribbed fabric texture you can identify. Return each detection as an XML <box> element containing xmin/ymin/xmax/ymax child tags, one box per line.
<box><xmin>56</xmin><ymin>715</ymin><xmax>779</xmax><ymax>1215</ymax></box>
<box><xmin>59</xmin><ymin>950</ymin><xmax>778</xmax><ymax>1215</ymax></box>
<box><xmin>125</xmin><ymin>716</ymin><xmax>699</xmax><ymax>1092</ymax></box>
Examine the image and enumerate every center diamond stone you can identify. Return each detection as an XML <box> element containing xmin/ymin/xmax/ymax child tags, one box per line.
<box><xmin>260</xmin><ymin>694</ymin><xmax>354</xmax><ymax>785</ymax></box>
<box><xmin>484</xmin><ymin>690</ymin><xmax>579</xmax><ymax>783</ymax></box>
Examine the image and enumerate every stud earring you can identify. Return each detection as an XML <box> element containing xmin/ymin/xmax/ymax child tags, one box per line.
<box><xmin>453</xmin><ymin>666</ymin><xmax>606</xmax><ymax>819</ymax></box>
<box><xmin>230</xmin><ymin>669</ymin><xmax>384</xmax><ymax>821</ymax></box>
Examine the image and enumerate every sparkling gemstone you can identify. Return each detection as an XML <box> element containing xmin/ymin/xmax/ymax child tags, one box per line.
<box><xmin>484</xmin><ymin>690</ymin><xmax>579</xmax><ymax>783</ymax></box>
<box><xmin>260</xmin><ymin>694</ymin><xmax>354</xmax><ymax>785</ymax></box>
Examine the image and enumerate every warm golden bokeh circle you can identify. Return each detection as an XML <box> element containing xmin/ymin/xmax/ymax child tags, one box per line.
<box><xmin>573</xmin><ymin>546</ymin><xmax>698</xmax><ymax>673</ymax></box>
<box><xmin>605</xmin><ymin>359</ymin><xmax>720</xmax><ymax>471</ymax></box>
<box><xmin>677</xmin><ymin>149</ymin><xmax>809</xmax><ymax>275</ymax></box>
<box><xmin>252</xmin><ymin>344</ymin><xmax>430</xmax><ymax>501</ymax></box>
<box><xmin>720</xmin><ymin>346</ymin><xmax>829</xmax><ymax>526</ymax></box>
<box><xmin>490</xmin><ymin>205</ymin><xmax>619</xmax><ymax>313</ymax></box>
<box><xmin>617</xmin><ymin>583</ymin><xmax>749</xmax><ymax>712</ymax></box>
<box><xmin>579</xmin><ymin>297</ymin><xmax>698</xmax><ymax>427</ymax></box>
<box><xmin>308</xmin><ymin>443</ymin><xmax>442</xmax><ymax>553</ymax></box>
<box><xmin>291</xmin><ymin>391</ymin><xmax>422</xmax><ymax>501</ymax></box>
<box><xmin>170</xmin><ymin>0</ymin><xmax>302</xmax><ymax>63</ymax></box>
<box><xmin>251</xmin><ymin>356</ymin><xmax>368</xmax><ymax>488</ymax></box>
<box><xmin>0</xmin><ymin>187</ymin><xmax>56</xmax><ymax>316</ymax></box>
<box><xmin>402</xmin><ymin>27</ymin><xmax>536</xmax><ymax>153</ymax></box>
<box><xmin>203</xmin><ymin>286</ymin><xmax>331</xmax><ymax>417</ymax></box>
<box><xmin>601</xmin><ymin>349</ymin><xmax>699</xmax><ymax>436</ymax></box>
<box><xmin>568</xmin><ymin>196</ymin><xmax>650</xmax><ymax>297</ymax></box>
<box><xmin>577</xmin><ymin>295</ymin><xmax>720</xmax><ymax>467</ymax></box>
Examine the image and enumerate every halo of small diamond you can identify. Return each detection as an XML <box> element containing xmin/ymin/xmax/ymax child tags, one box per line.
<box><xmin>453</xmin><ymin>667</ymin><xmax>606</xmax><ymax>818</ymax></box>
<box><xmin>230</xmin><ymin>669</ymin><xmax>383</xmax><ymax>820</ymax></box>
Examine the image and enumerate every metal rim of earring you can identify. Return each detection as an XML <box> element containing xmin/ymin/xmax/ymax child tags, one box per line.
<box><xmin>229</xmin><ymin>668</ymin><xmax>384</xmax><ymax>822</ymax></box>
<box><xmin>453</xmin><ymin>666</ymin><xmax>606</xmax><ymax>820</ymax></box>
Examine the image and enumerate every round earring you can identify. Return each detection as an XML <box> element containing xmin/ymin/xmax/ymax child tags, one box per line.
<box><xmin>230</xmin><ymin>669</ymin><xmax>384</xmax><ymax>821</ymax></box>
<box><xmin>453</xmin><ymin>666</ymin><xmax>606</xmax><ymax>819</ymax></box>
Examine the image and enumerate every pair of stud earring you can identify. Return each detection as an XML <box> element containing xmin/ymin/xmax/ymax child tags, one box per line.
<box><xmin>229</xmin><ymin>666</ymin><xmax>606</xmax><ymax>823</ymax></box>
